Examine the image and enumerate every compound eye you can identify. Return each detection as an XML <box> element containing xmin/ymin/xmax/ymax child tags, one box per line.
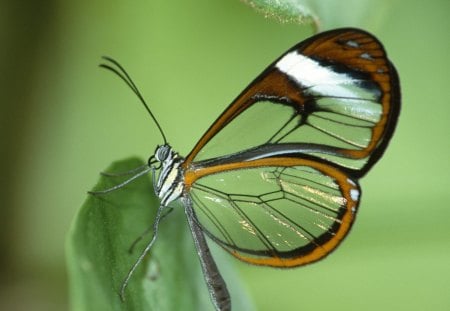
<box><xmin>155</xmin><ymin>145</ymin><xmax>170</xmax><ymax>162</ymax></box>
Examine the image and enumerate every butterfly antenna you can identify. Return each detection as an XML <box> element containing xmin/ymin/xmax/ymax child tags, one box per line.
<box><xmin>99</xmin><ymin>56</ymin><xmax>168</xmax><ymax>145</ymax></box>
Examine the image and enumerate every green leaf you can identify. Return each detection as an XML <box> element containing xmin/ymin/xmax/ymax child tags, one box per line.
<box><xmin>66</xmin><ymin>157</ymin><xmax>253</xmax><ymax>311</ymax></box>
<box><xmin>241</xmin><ymin>0</ymin><xmax>386</xmax><ymax>30</ymax></box>
<box><xmin>241</xmin><ymin>0</ymin><xmax>317</xmax><ymax>25</ymax></box>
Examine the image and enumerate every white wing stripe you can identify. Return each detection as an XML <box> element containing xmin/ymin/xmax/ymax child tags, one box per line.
<box><xmin>276</xmin><ymin>51</ymin><xmax>358</xmax><ymax>98</ymax></box>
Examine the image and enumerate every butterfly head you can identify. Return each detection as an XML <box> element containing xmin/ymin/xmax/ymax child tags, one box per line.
<box><xmin>149</xmin><ymin>144</ymin><xmax>183</xmax><ymax>170</ymax></box>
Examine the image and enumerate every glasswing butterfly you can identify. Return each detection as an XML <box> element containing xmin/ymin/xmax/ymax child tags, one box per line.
<box><xmin>91</xmin><ymin>28</ymin><xmax>400</xmax><ymax>311</ymax></box>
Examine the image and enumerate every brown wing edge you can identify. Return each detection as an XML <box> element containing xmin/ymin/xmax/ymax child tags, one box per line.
<box><xmin>302</xmin><ymin>28</ymin><xmax>400</xmax><ymax>178</ymax></box>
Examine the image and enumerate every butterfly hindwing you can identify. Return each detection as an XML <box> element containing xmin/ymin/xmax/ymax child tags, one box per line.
<box><xmin>184</xmin><ymin>157</ymin><xmax>360</xmax><ymax>266</ymax></box>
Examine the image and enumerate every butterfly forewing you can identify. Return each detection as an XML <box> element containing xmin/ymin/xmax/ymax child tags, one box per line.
<box><xmin>184</xmin><ymin>28</ymin><xmax>400</xmax><ymax>177</ymax></box>
<box><xmin>185</xmin><ymin>158</ymin><xmax>360</xmax><ymax>266</ymax></box>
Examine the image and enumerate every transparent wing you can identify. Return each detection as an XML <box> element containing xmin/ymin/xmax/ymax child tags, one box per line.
<box><xmin>184</xmin><ymin>28</ymin><xmax>400</xmax><ymax>178</ymax></box>
<box><xmin>185</xmin><ymin>157</ymin><xmax>360</xmax><ymax>267</ymax></box>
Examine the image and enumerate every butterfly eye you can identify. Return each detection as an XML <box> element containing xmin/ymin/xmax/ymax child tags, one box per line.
<box><xmin>154</xmin><ymin>145</ymin><xmax>171</xmax><ymax>162</ymax></box>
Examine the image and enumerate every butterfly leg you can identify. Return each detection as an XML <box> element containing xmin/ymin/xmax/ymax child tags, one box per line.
<box><xmin>127</xmin><ymin>206</ymin><xmax>174</xmax><ymax>254</ymax></box>
<box><xmin>119</xmin><ymin>203</ymin><xmax>166</xmax><ymax>301</ymax></box>
<box><xmin>88</xmin><ymin>166</ymin><xmax>151</xmax><ymax>195</ymax></box>
<box><xmin>100</xmin><ymin>164</ymin><xmax>149</xmax><ymax>177</ymax></box>
<box><xmin>183</xmin><ymin>196</ymin><xmax>231</xmax><ymax>311</ymax></box>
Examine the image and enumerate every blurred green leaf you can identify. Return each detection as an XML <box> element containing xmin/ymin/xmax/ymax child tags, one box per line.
<box><xmin>66</xmin><ymin>158</ymin><xmax>253</xmax><ymax>310</ymax></box>
<box><xmin>241</xmin><ymin>0</ymin><xmax>317</xmax><ymax>26</ymax></box>
<box><xmin>241</xmin><ymin>0</ymin><xmax>384</xmax><ymax>30</ymax></box>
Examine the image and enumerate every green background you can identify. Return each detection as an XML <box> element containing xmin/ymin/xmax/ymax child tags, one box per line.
<box><xmin>1</xmin><ymin>0</ymin><xmax>449</xmax><ymax>310</ymax></box>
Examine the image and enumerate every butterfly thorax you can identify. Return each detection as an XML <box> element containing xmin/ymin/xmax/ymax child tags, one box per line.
<box><xmin>154</xmin><ymin>145</ymin><xmax>185</xmax><ymax>206</ymax></box>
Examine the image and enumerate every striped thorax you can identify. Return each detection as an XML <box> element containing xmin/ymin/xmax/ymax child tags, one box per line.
<box><xmin>154</xmin><ymin>145</ymin><xmax>185</xmax><ymax>206</ymax></box>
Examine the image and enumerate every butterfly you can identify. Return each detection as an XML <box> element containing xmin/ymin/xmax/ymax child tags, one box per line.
<box><xmin>92</xmin><ymin>28</ymin><xmax>400</xmax><ymax>311</ymax></box>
